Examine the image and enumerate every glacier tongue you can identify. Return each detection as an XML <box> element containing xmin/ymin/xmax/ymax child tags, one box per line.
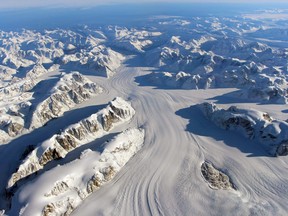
<box><xmin>2</xmin><ymin>9</ymin><xmax>288</xmax><ymax>216</ymax></box>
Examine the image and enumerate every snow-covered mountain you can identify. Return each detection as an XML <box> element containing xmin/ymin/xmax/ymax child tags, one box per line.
<box><xmin>10</xmin><ymin>128</ymin><xmax>144</xmax><ymax>216</ymax></box>
<box><xmin>0</xmin><ymin>28</ymin><xmax>124</xmax><ymax>81</ymax></box>
<box><xmin>105</xmin><ymin>26</ymin><xmax>162</xmax><ymax>53</ymax></box>
<box><xmin>0</xmin><ymin>72</ymin><xmax>102</xmax><ymax>144</ymax></box>
<box><xmin>144</xmin><ymin>35</ymin><xmax>288</xmax><ymax>103</ymax></box>
<box><xmin>199</xmin><ymin>102</ymin><xmax>288</xmax><ymax>156</ymax></box>
<box><xmin>8</xmin><ymin>97</ymin><xmax>135</xmax><ymax>189</ymax></box>
<box><xmin>30</xmin><ymin>72</ymin><xmax>103</xmax><ymax>129</ymax></box>
<box><xmin>1</xmin><ymin>6</ymin><xmax>288</xmax><ymax>216</ymax></box>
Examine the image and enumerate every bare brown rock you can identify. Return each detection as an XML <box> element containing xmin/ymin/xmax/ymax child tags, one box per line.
<box><xmin>6</xmin><ymin>122</ymin><xmax>23</xmax><ymax>137</ymax></box>
<box><xmin>76</xmin><ymin>85</ymin><xmax>90</xmax><ymax>99</ymax></box>
<box><xmin>40</xmin><ymin>148</ymin><xmax>62</xmax><ymax>166</ymax></box>
<box><xmin>110</xmin><ymin>104</ymin><xmax>127</xmax><ymax>118</ymax></box>
<box><xmin>102</xmin><ymin>166</ymin><xmax>116</xmax><ymax>181</ymax></box>
<box><xmin>81</xmin><ymin>119</ymin><xmax>99</xmax><ymax>133</ymax></box>
<box><xmin>66</xmin><ymin>126</ymin><xmax>87</xmax><ymax>141</ymax></box>
<box><xmin>201</xmin><ymin>161</ymin><xmax>234</xmax><ymax>190</ymax></box>
<box><xmin>263</xmin><ymin>113</ymin><xmax>272</xmax><ymax>122</ymax></box>
<box><xmin>55</xmin><ymin>135</ymin><xmax>77</xmax><ymax>151</ymax></box>
<box><xmin>276</xmin><ymin>141</ymin><xmax>288</xmax><ymax>156</ymax></box>
<box><xmin>86</xmin><ymin>175</ymin><xmax>102</xmax><ymax>193</ymax></box>
<box><xmin>45</xmin><ymin>181</ymin><xmax>69</xmax><ymax>197</ymax></box>
<box><xmin>42</xmin><ymin>203</ymin><xmax>56</xmax><ymax>216</ymax></box>
<box><xmin>102</xmin><ymin>110</ymin><xmax>119</xmax><ymax>131</ymax></box>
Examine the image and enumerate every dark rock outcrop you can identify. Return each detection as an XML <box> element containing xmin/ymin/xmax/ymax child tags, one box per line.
<box><xmin>201</xmin><ymin>161</ymin><xmax>234</xmax><ymax>190</ymax></box>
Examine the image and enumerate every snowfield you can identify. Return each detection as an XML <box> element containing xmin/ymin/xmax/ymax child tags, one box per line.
<box><xmin>9</xmin><ymin>128</ymin><xmax>145</xmax><ymax>216</ymax></box>
<box><xmin>1</xmin><ymin>5</ymin><xmax>288</xmax><ymax>216</ymax></box>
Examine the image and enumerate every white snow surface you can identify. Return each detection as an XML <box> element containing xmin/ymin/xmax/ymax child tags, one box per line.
<box><xmin>30</xmin><ymin>71</ymin><xmax>103</xmax><ymax>129</ymax></box>
<box><xmin>106</xmin><ymin>26</ymin><xmax>162</xmax><ymax>53</ymax></box>
<box><xmin>199</xmin><ymin>102</ymin><xmax>288</xmax><ymax>156</ymax></box>
<box><xmin>1</xmin><ymin>11</ymin><xmax>288</xmax><ymax>216</ymax></box>
<box><xmin>0</xmin><ymin>71</ymin><xmax>103</xmax><ymax>144</ymax></box>
<box><xmin>9</xmin><ymin>128</ymin><xmax>144</xmax><ymax>216</ymax></box>
<box><xmin>8</xmin><ymin>97</ymin><xmax>135</xmax><ymax>189</ymax></box>
<box><xmin>3</xmin><ymin>55</ymin><xmax>288</xmax><ymax>216</ymax></box>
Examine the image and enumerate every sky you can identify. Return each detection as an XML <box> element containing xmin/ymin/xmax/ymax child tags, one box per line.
<box><xmin>0</xmin><ymin>0</ymin><xmax>287</xmax><ymax>9</ymax></box>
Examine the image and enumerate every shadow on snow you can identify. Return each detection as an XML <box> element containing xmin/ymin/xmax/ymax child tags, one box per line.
<box><xmin>0</xmin><ymin>103</ymin><xmax>107</xmax><ymax>209</ymax></box>
<box><xmin>175</xmin><ymin>104</ymin><xmax>271</xmax><ymax>158</ymax></box>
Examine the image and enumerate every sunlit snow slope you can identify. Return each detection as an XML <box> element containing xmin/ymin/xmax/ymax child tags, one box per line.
<box><xmin>1</xmin><ymin>5</ymin><xmax>288</xmax><ymax>216</ymax></box>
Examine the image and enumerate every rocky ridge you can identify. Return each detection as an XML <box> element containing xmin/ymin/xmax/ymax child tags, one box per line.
<box><xmin>30</xmin><ymin>72</ymin><xmax>103</xmax><ymax>129</ymax></box>
<box><xmin>40</xmin><ymin>128</ymin><xmax>144</xmax><ymax>216</ymax></box>
<box><xmin>0</xmin><ymin>72</ymin><xmax>102</xmax><ymax>144</ymax></box>
<box><xmin>105</xmin><ymin>26</ymin><xmax>162</xmax><ymax>53</ymax></box>
<box><xmin>8</xmin><ymin>97</ymin><xmax>135</xmax><ymax>188</ymax></box>
<box><xmin>199</xmin><ymin>102</ymin><xmax>288</xmax><ymax>156</ymax></box>
<box><xmin>201</xmin><ymin>161</ymin><xmax>235</xmax><ymax>190</ymax></box>
<box><xmin>144</xmin><ymin>35</ymin><xmax>288</xmax><ymax>103</ymax></box>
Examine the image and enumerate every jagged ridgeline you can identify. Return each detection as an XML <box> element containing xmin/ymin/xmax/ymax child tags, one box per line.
<box><xmin>8</xmin><ymin>97</ymin><xmax>135</xmax><ymax>189</ymax></box>
<box><xmin>38</xmin><ymin>128</ymin><xmax>144</xmax><ymax>216</ymax></box>
<box><xmin>1</xmin><ymin>7</ymin><xmax>288</xmax><ymax>216</ymax></box>
<box><xmin>144</xmin><ymin>36</ymin><xmax>288</xmax><ymax>104</ymax></box>
<box><xmin>0</xmin><ymin>72</ymin><xmax>103</xmax><ymax>144</ymax></box>
<box><xmin>30</xmin><ymin>72</ymin><xmax>103</xmax><ymax>129</ymax></box>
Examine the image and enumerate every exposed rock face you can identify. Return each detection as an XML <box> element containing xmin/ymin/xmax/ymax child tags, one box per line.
<box><xmin>42</xmin><ymin>200</ymin><xmax>75</xmax><ymax>216</ymax></box>
<box><xmin>102</xmin><ymin>110</ymin><xmax>119</xmax><ymax>131</ymax></box>
<box><xmin>44</xmin><ymin>177</ymin><xmax>74</xmax><ymax>197</ymax></box>
<box><xmin>222</xmin><ymin>115</ymin><xmax>255</xmax><ymax>139</ymax></box>
<box><xmin>201</xmin><ymin>161</ymin><xmax>234</xmax><ymax>190</ymax></box>
<box><xmin>8</xmin><ymin>97</ymin><xmax>135</xmax><ymax>189</ymax></box>
<box><xmin>87</xmin><ymin>166</ymin><xmax>116</xmax><ymax>193</ymax></box>
<box><xmin>55</xmin><ymin>135</ymin><xmax>78</xmax><ymax>152</ymax></box>
<box><xmin>0</xmin><ymin>72</ymin><xmax>102</xmax><ymax>144</ymax></box>
<box><xmin>106</xmin><ymin>26</ymin><xmax>162</xmax><ymax>53</ymax></box>
<box><xmin>3</xmin><ymin>122</ymin><xmax>24</xmax><ymax>137</ymax></box>
<box><xmin>144</xmin><ymin>34</ymin><xmax>288</xmax><ymax>104</ymax></box>
<box><xmin>276</xmin><ymin>141</ymin><xmax>288</xmax><ymax>156</ymax></box>
<box><xmin>10</xmin><ymin>149</ymin><xmax>43</xmax><ymax>184</ymax></box>
<box><xmin>39</xmin><ymin>146</ymin><xmax>63</xmax><ymax>166</ymax></box>
<box><xmin>39</xmin><ymin>128</ymin><xmax>144</xmax><ymax>216</ymax></box>
<box><xmin>199</xmin><ymin>102</ymin><xmax>256</xmax><ymax>139</ymax></box>
<box><xmin>31</xmin><ymin>72</ymin><xmax>103</xmax><ymax>129</ymax></box>
<box><xmin>199</xmin><ymin>102</ymin><xmax>288</xmax><ymax>156</ymax></box>
<box><xmin>66</xmin><ymin>126</ymin><xmax>87</xmax><ymax>140</ymax></box>
<box><xmin>42</xmin><ymin>203</ymin><xmax>57</xmax><ymax>216</ymax></box>
<box><xmin>0</xmin><ymin>101</ymin><xmax>30</xmax><ymax>143</ymax></box>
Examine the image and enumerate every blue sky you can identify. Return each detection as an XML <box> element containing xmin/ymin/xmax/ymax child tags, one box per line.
<box><xmin>0</xmin><ymin>0</ymin><xmax>287</xmax><ymax>9</ymax></box>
